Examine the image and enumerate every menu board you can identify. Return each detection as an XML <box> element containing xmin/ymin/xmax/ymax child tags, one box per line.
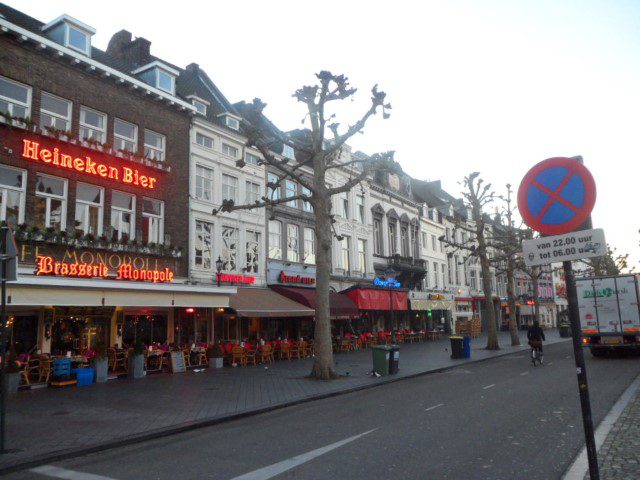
<box><xmin>170</xmin><ymin>351</ymin><xmax>186</xmax><ymax>373</ymax></box>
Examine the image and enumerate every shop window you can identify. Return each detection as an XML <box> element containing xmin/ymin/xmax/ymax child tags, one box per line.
<box><xmin>287</xmin><ymin>224</ymin><xmax>299</xmax><ymax>262</ymax></box>
<box><xmin>110</xmin><ymin>190</ymin><xmax>135</xmax><ymax>240</ymax></box>
<box><xmin>40</xmin><ymin>92</ymin><xmax>72</xmax><ymax>133</ymax></box>
<box><xmin>221</xmin><ymin>226</ymin><xmax>238</xmax><ymax>271</ymax></box>
<box><xmin>144</xmin><ymin>129</ymin><xmax>165</xmax><ymax>162</ymax></box>
<box><xmin>268</xmin><ymin>220</ymin><xmax>282</xmax><ymax>259</ymax></box>
<box><xmin>303</xmin><ymin>227</ymin><xmax>315</xmax><ymax>265</ymax></box>
<box><xmin>340</xmin><ymin>236</ymin><xmax>351</xmax><ymax>271</ymax></box>
<box><xmin>285</xmin><ymin>180</ymin><xmax>297</xmax><ymax>208</ymax></box>
<box><xmin>75</xmin><ymin>183</ymin><xmax>103</xmax><ymax>236</ymax></box>
<box><xmin>0</xmin><ymin>165</ymin><xmax>26</xmax><ymax>226</ymax></box>
<box><xmin>195</xmin><ymin>165</ymin><xmax>214</xmax><ymax>201</ymax></box>
<box><xmin>195</xmin><ymin>132</ymin><xmax>214</xmax><ymax>149</ymax></box>
<box><xmin>142</xmin><ymin>197</ymin><xmax>164</xmax><ymax>244</ymax></box>
<box><xmin>79</xmin><ymin>106</ymin><xmax>106</xmax><ymax>143</ymax></box>
<box><xmin>123</xmin><ymin>315</ymin><xmax>167</xmax><ymax>347</ymax></box>
<box><xmin>9</xmin><ymin>315</ymin><xmax>39</xmax><ymax>354</ymax></box>
<box><xmin>267</xmin><ymin>173</ymin><xmax>280</xmax><ymax>200</ymax></box>
<box><xmin>35</xmin><ymin>173</ymin><xmax>67</xmax><ymax>230</ymax></box>
<box><xmin>222</xmin><ymin>174</ymin><xmax>238</xmax><ymax>203</ymax></box>
<box><xmin>114</xmin><ymin>118</ymin><xmax>137</xmax><ymax>153</ymax></box>
<box><xmin>51</xmin><ymin>312</ymin><xmax>109</xmax><ymax>354</ymax></box>
<box><xmin>195</xmin><ymin>220</ymin><xmax>213</xmax><ymax>269</ymax></box>
<box><xmin>0</xmin><ymin>75</ymin><xmax>31</xmax><ymax>123</ymax></box>
<box><xmin>245</xmin><ymin>181</ymin><xmax>261</xmax><ymax>205</ymax></box>
<box><xmin>246</xmin><ymin>230</ymin><xmax>260</xmax><ymax>273</ymax></box>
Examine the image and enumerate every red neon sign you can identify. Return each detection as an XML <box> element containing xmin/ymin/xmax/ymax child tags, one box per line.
<box><xmin>279</xmin><ymin>271</ymin><xmax>316</xmax><ymax>285</ymax></box>
<box><xmin>216</xmin><ymin>273</ymin><xmax>255</xmax><ymax>284</ymax></box>
<box><xmin>22</xmin><ymin>139</ymin><xmax>158</xmax><ymax>190</ymax></box>
<box><xmin>35</xmin><ymin>256</ymin><xmax>174</xmax><ymax>283</ymax></box>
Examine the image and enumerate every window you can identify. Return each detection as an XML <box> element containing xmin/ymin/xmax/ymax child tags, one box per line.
<box><xmin>34</xmin><ymin>174</ymin><xmax>66</xmax><ymax>230</ymax></box>
<box><xmin>439</xmin><ymin>238</ymin><xmax>444</xmax><ymax>253</ymax></box>
<box><xmin>110</xmin><ymin>191</ymin><xmax>135</xmax><ymax>240</ymax></box>
<box><xmin>245</xmin><ymin>181</ymin><xmax>261</xmax><ymax>205</ymax></box>
<box><xmin>282</xmin><ymin>144</ymin><xmax>295</xmax><ymax>159</ymax></box>
<box><xmin>224</xmin><ymin>116</ymin><xmax>239</xmax><ymax>130</ymax></box>
<box><xmin>114</xmin><ymin>118</ymin><xmax>137</xmax><ymax>153</ymax></box>
<box><xmin>356</xmin><ymin>194</ymin><xmax>365</xmax><ymax>223</ymax></box>
<box><xmin>301</xmin><ymin>186</ymin><xmax>313</xmax><ymax>212</ymax></box>
<box><xmin>373</xmin><ymin>218</ymin><xmax>383</xmax><ymax>255</ymax></box>
<box><xmin>221</xmin><ymin>226</ymin><xmax>238</xmax><ymax>271</ymax></box>
<box><xmin>400</xmin><ymin>226</ymin><xmax>409</xmax><ymax>256</ymax></box>
<box><xmin>470</xmin><ymin>270</ymin><xmax>477</xmax><ymax>290</ymax></box>
<box><xmin>357</xmin><ymin>239</ymin><xmax>366</xmax><ymax>273</ymax></box>
<box><xmin>339</xmin><ymin>191</ymin><xmax>349</xmax><ymax>219</ymax></box>
<box><xmin>245</xmin><ymin>152</ymin><xmax>260</xmax><ymax>165</ymax></box>
<box><xmin>340</xmin><ymin>236</ymin><xmax>351</xmax><ymax>271</ymax></box>
<box><xmin>192</xmin><ymin>99</ymin><xmax>207</xmax><ymax>115</ymax></box>
<box><xmin>285</xmin><ymin>180</ymin><xmax>297</xmax><ymax>207</ymax></box>
<box><xmin>0</xmin><ymin>165</ymin><xmax>25</xmax><ymax>226</ymax></box>
<box><xmin>157</xmin><ymin>69</ymin><xmax>174</xmax><ymax>93</ymax></box>
<box><xmin>388</xmin><ymin>221</ymin><xmax>397</xmax><ymax>254</ymax></box>
<box><xmin>68</xmin><ymin>26</ymin><xmax>88</xmax><ymax>53</ymax></box>
<box><xmin>267</xmin><ymin>173</ymin><xmax>280</xmax><ymax>200</ymax></box>
<box><xmin>433</xmin><ymin>262</ymin><xmax>439</xmax><ymax>288</ymax></box>
<box><xmin>195</xmin><ymin>132</ymin><xmax>214</xmax><ymax>149</ymax></box>
<box><xmin>287</xmin><ymin>224</ymin><xmax>299</xmax><ymax>262</ymax></box>
<box><xmin>454</xmin><ymin>255</ymin><xmax>460</xmax><ymax>285</ymax></box>
<box><xmin>195</xmin><ymin>165</ymin><xmax>214</xmax><ymax>201</ymax></box>
<box><xmin>448</xmin><ymin>257</ymin><xmax>453</xmax><ymax>285</ymax></box>
<box><xmin>268</xmin><ymin>220</ymin><xmax>282</xmax><ymax>259</ymax></box>
<box><xmin>246</xmin><ymin>231</ymin><xmax>260</xmax><ymax>273</ymax></box>
<box><xmin>424</xmin><ymin>262</ymin><xmax>430</xmax><ymax>289</ymax></box>
<box><xmin>195</xmin><ymin>220</ymin><xmax>213</xmax><ymax>269</ymax></box>
<box><xmin>74</xmin><ymin>183</ymin><xmax>103</xmax><ymax>236</ymax></box>
<box><xmin>441</xmin><ymin>264</ymin><xmax>446</xmax><ymax>288</ymax></box>
<box><xmin>222</xmin><ymin>143</ymin><xmax>238</xmax><ymax>158</ymax></box>
<box><xmin>303</xmin><ymin>227</ymin><xmax>315</xmax><ymax>265</ymax></box>
<box><xmin>446</xmin><ymin>227</ymin><xmax>451</xmax><ymax>242</ymax></box>
<box><xmin>142</xmin><ymin>198</ymin><xmax>164</xmax><ymax>244</ymax></box>
<box><xmin>421</xmin><ymin>232</ymin><xmax>427</xmax><ymax>250</ymax></box>
<box><xmin>0</xmin><ymin>76</ymin><xmax>31</xmax><ymax>123</ymax></box>
<box><xmin>40</xmin><ymin>92</ymin><xmax>71</xmax><ymax>132</ymax></box>
<box><xmin>222</xmin><ymin>174</ymin><xmax>238</xmax><ymax>203</ymax></box>
<box><xmin>144</xmin><ymin>129</ymin><xmax>165</xmax><ymax>162</ymax></box>
<box><xmin>79</xmin><ymin>106</ymin><xmax>106</xmax><ymax>143</ymax></box>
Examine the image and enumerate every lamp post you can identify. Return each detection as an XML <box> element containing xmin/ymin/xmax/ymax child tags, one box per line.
<box><xmin>384</xmin><ymin>268</ymin><xmax>397</xmax><ymax>343</ymax></box>
<box><xmin>215</xmin><ymin>256</ymin><xmax>224</xmax><ymax>287</ymax></box>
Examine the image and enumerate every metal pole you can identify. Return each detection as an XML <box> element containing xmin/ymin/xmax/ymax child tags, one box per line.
<box><xmin>0</xmin><ymin>256</ymin><xmax>7</xmax><ymax>453</ymax></box>
<box><xmin>564</xmin><ymin>259</ymin><xmax>599</xmax><ymax>479</ymax></box>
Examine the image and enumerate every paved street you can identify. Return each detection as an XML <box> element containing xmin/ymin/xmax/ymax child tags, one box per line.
<box><xmin>6</xmin><ymin>341</ymin><xmax>640</xmax><ymax>480</ymax></box>
<box><xmin>0</xmin><ymin>331</ymin><xmax>565</xmax><ymax>472</ymax></box>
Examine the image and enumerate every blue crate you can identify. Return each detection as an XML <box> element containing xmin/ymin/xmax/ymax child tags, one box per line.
<box><xmin>72</xmin><ymin>367</ymin><xmax>94</xmax><ymax>387</ymax></box>
<box><xmin>53</xmin><ymin>358</ymin><xmax>71</xmax><ymax>377</ymax></box>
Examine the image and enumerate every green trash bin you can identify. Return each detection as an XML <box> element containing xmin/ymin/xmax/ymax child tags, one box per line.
<box><xmin>559</xmin><ymin>323</ymin><xmax>571</xmax><ymax>338</ymax></box>
<box><xmin>450</xmin><ymin>336</ymin><xmax>464</xmax><ymax>359</ymax></box>
<box><xmin>371</xmin><ymin>345</ymin><xmax>391</xmax><ymax>375</ymax></box>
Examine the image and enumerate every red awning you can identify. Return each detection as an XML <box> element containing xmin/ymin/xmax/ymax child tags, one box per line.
<box><xmin>270</xmin><ymin>286</ymin><xmax>359</xmax><ymax>318</ymax></box>
<box><xmin>343</xmin><ymin>288</ymin><xmax>408</xmax><ymax>311</ymax></box>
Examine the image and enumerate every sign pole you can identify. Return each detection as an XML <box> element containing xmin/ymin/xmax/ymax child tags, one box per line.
<box><xmin>564</xmin><ymin>259</ymin><xmax>599</xmax><ymax>479</ymax></box>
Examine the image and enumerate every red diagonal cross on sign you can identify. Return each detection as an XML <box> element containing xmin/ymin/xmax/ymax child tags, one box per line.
<box><xmin>532</xmin><ymin>167</ymin><xmax>579</xmax><ymax>220</ymax></box>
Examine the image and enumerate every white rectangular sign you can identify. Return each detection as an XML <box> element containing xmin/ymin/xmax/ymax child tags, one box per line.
<box><xmin>522</xmin><ymin>228</ymin><xmax>606</xmax><ymax>267</ymax></box>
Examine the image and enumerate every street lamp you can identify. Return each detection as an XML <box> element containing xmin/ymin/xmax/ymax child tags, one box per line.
<box><xmin>215</xmin><ymin>256</ymin><xmax>224</xmax><ymax>287</ymax></box>
<box><xmin>384</xmin><ymin>268</ymin><xmax>397</xmax><ymax>342</ymax></box>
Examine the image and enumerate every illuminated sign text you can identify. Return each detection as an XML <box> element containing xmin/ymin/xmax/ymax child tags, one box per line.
<box><xmin>374</xmin><ymin>277</ymin><xmax>401</xmax><ymax>288</ymax></box>
<box><xmin>22</xmin><ymin>139</ymin><xmax>158</xmax><ymax>190</ymax></box>
<box><xmin>279</xmin><ymin>271</ymin><xmax>316</xmax><ymax>285</ymax></box>
<box><xmin>35</xmin><ymin>256</ymin><xmax>174</xmax><ymax>283</ymax></box>
<box><xmin>216</xmin><ymin>273</ymin><xmax>255</xmax><ymax>284</ymax></box>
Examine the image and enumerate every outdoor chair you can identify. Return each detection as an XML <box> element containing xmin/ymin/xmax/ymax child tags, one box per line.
<box><xmin>279</xmin><ymin>343</ymin><xmax>292</xmax><ymax>360</ymax></box>
<box><xmin>259</xmin><ymin>345</ymin><xmax>274</xmax><ymax>364</ymax></box>
<box><xmin>231</xmin><ymin>346</ymin><xmax>246</xmax><ymax>366</ymax></box>
<box><xmin>244</xmin><ymin>347</ymin><xmax>257</xmax><ymax>366</ymax></box>
<box><xmin>107</xmin><ymin>348</ymin><xmax>127</xmax><ymax>372</ymax></box>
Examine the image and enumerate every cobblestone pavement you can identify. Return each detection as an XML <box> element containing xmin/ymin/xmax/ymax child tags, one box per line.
<box><xmin>1</xmin><ymin>330</ymin><xmax>566</xmax><ymax>471</ymax></box>
<box><xmin>587</xmin><ymin>387</ymin><xmax>640</xmax><ymax>480</ymax></box>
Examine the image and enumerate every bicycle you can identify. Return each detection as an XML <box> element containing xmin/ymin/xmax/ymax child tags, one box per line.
<box><xmin>530</xmin><ymin>341</ymin><xmax>543</xmax><ymax>366</ymax></box>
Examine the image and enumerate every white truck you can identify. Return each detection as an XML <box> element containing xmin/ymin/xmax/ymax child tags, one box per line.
<box><xmin>576</xmin><ymin>274</ymin><xmax>640</xmax><ymax>356</ymax></box>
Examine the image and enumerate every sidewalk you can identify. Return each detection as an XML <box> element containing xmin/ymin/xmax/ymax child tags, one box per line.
<box><xmin>587</xmin><ymin>384</ymin><xmax>640</xmax><ymax>479</ymax></box>
<box><xmin>1</xmin><ymin>330</ymin><xmax>566</xmax><ymax>472</ymax></box>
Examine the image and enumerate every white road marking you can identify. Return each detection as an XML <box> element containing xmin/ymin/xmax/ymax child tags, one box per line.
<box><xmin>30</xmin><ymin>465</ymin><xmax>118</xmax><ymax>480</ymax></box>
<box><xmin>548</xmin><ymin>362</ymin><xmax>553</xmax><ymax>366</ymax></box>
<box><xmin>230</xmin><ymin>429</ymin><xmax>377</xmax><ymax>480</ymax></box>
<box><xmin>424</xmin><ymin>403</ymin><xmax>444</xmax><ymax>412</ymax></box>
<box><xmin>483</xmin><ymin>384</ymin><xmax>496</xmax><ymax>390</ymax></box>
<box><xmin>520</xmin><ymin>371</ymin><xmax>529</xmax><ymax>376</ymax></box>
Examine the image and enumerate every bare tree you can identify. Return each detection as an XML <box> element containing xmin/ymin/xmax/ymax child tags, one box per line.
<box><xmin>577</xmin><ymin>245</ymin><xmax>633</xmax><ymax>277</ymax></box>
<box><xmin>215</xmin><ymin>71</ymin><xmax>395</xmax><ymax>380</ymax></box>
<box><xmin>441</xmin><ymin>173</ymin><xmax>500</xmax><ymax>350</ymax></box>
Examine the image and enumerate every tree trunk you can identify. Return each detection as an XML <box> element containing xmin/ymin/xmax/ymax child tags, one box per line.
<box><xmin>309</xmin><ymin>175</ymin><xmax>339</xmax><ymax>380</ymax></box>
<box><xmin>480</xmin><ymin>255</ymin><xmax>499</xmax><ymax>350</ymax></box>
<box><xmin>506</xmin><ymin>261</ymin><xmax>520</xmax><ymax>346</ymax></box>
<box><xmin>532</xmin><ymin>267</ymin><xmax>540</xmax><ymax>326</ymax></box>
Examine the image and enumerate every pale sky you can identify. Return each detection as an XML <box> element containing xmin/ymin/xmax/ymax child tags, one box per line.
<box><xmin>9</xmin><ymin>0</ymin><xmax>640</xmax><ymax>269</ymax></box>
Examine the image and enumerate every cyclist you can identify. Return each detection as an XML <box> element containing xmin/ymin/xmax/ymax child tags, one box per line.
<box><xmin>527</xmin><ymin>320</ymin><xmax>546</xmax><ymax>365</ymax></box>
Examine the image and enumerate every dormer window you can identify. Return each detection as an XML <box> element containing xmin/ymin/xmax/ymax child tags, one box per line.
<box><xmin>132</xmin><ymin>61</ymin><xmax>179</xmax><ymax>95</ymax></box>
<box><xmin>282</xmin><ymin>144</ymin><xmax>295</xmax><ymax>160</ymax></box>
<box><xmin>193</xmin><ymin>100</ymin><xmax>206</xmax><ymax>115</ymax></box>
<box><xmin>42</xmin><ymin>15</ymin><xmax>95</xmax><ymax>57</ymax></box>
<box><xmin>217</xmin><ymin>113</ymin><xmax>240</xmax><ymax>131</ymax></box>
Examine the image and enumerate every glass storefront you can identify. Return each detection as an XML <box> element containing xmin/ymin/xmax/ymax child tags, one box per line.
<box><xmin>122</xmin><ymin>313</ymin><xmax>168</xmax><ymax>346</ymax></box>
<box><xmin>50</xmin><ymin>307</ymin><xmax>112</xmax><ymax>353</ymax></box>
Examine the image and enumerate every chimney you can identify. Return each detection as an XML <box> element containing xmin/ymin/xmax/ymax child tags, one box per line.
<box><xmin>106</xmin><ymin>30</ymin><xmax>151</xmax><ymax>67</ymax></box>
